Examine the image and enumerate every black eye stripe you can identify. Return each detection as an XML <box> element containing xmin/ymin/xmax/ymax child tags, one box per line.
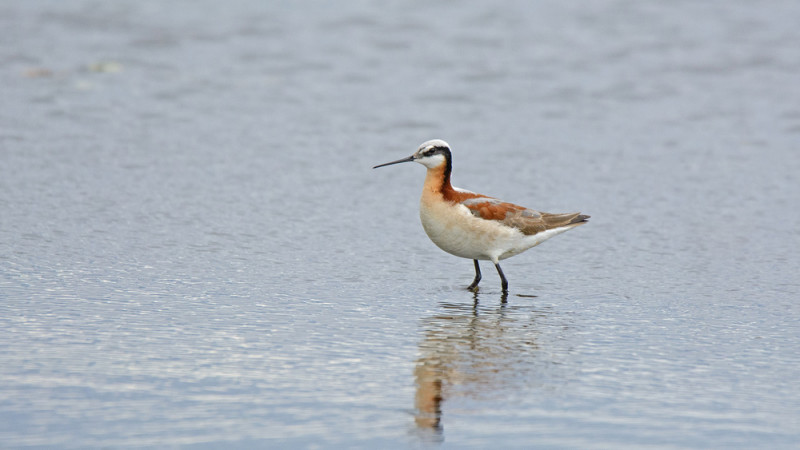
<box><xmin>423</xmin><ymin>146</ymin><xmax>448</xmax><ymax>157</ymax></box>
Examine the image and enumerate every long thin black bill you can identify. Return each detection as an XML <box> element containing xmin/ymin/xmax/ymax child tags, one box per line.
<box><xmin>373</xmin><ymin>155</ymin><xmax>414</xmax><ymax>169</ymax></box>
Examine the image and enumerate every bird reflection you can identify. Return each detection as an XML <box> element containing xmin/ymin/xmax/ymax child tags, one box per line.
<box><xmin>414</xmin><ymin>292</ymin><xmax>554</xmax><ymax>437</ymax></box>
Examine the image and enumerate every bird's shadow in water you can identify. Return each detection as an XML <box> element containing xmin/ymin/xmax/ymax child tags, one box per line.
<box><xmin>412</xmin><ymin>289</ymin><xmax>565</xmax><ymax>441</ymax></box>
<box><xmin>469</xmin><ymin>287</ymin><xmax>538</xmax><ymax>303</ymax></box>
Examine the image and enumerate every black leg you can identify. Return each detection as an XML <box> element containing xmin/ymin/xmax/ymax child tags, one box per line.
<box><xmin>467</xmin><ymin>259</ymin><xmax>481</xmax><ymax>291</ymax></box>
<box><xmin>495</xmin><ymin>263</ymin><xmax>509</xmax><ymax>292</ymax></box>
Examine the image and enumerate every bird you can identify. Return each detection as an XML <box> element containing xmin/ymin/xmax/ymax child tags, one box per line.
<box><xmin>373</xmin><ymin>139</ymin><xmax>589</xmax><ymax>293</ymax></box>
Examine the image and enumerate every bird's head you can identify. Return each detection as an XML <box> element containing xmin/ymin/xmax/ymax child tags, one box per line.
<box><xmin>373</xmin><ymin>139</ymin><xmax>451</xmax><ymax>170</ymax></box>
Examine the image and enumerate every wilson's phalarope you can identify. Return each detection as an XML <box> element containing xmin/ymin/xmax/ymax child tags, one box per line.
<box><xmin>374</xmin><ymin>139</ymin><xmax>589</xmax><ymax>293</ymax></box>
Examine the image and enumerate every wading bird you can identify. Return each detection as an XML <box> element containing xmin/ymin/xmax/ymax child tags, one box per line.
<box><xmin>373</xmin><ymin>139</ymin><xmax>589</xmax><ymax>293</ymax></box>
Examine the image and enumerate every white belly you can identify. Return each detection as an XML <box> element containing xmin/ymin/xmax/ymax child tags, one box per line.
<box><xmin>419</xmin><ymin>198</ymin><xmax>523</xmax><ymax>262</ymax></box>
<box><xmin>419</xmin><ymin>196</ymin><xmax>578</xmax><ymax>263</ymax></box>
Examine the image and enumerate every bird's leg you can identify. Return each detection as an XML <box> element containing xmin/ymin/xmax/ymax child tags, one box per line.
<box><xmin>467</xmin><ymin>259</ymin><xmax>482</xmax><ymax>291</ymax></box>
<box><xmin>495</xmin><ymin>263</ymin><xmax>509</xmax><ymax>292</ymax></box>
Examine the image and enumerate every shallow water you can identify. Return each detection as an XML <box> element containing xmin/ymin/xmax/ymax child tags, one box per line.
<box><xmin>2</xmin><ymin>1</ymin><xmax>800</xmax><ymax>448</ymax></box>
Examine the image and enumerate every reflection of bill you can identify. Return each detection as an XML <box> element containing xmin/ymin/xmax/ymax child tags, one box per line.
<box><xmin>413</xmin><ymin>297</ymin><xmax>564</xmax><ymax>436</ymax></box>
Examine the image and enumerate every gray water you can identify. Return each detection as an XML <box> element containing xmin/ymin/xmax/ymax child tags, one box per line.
<box><xmin>2</xmin><ymin>1</ymin><xmax>799</xmax><ymax>448</ymax></box>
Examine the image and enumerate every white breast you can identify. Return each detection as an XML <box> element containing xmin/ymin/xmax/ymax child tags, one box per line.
<box><xmin>419</xmin><ymin>197</ymin><xmax>524</xmax><ymax>263</ymax></box>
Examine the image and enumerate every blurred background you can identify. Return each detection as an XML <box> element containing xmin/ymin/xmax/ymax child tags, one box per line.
<box><xmin>2</xmin><ymin>1</ymin><xmax>799</xmax><ymax>447</ymax></box>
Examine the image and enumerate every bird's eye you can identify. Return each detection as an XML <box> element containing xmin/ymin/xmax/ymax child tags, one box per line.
<box><xmin>424</xmin><ymin>149</ymin><xmax>435</xmax><ymax>156</ymax></box>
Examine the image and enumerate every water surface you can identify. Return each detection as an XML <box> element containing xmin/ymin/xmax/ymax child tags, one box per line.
<box><xmin>2</xmin><ymin>1</ymin><xmax>799</xmax><ymax>448</ymax></box>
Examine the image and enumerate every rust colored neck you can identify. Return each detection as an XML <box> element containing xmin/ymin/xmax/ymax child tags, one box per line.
<box><xmin>427</xmin><ymin>152</ymin><xmax>453</xmax><ymax>192</ymax></box>
<box><xmin>423</xmin><ymin>154</ymin><xmax>483</xmax><ymax>203</ymax></box>
<box><xmin>424</xmin><ymin>162</ymin><xmax>452</xmax><ymax>195</ymax></box>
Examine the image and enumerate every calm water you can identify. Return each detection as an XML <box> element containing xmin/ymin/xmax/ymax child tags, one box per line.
<box><xmin>2</xmin><ymin>1</ymin><xmax>800</xmax><ymax>448</ymax></box>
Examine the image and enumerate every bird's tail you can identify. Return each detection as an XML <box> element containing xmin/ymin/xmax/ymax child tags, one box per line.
<box><xmin>572</xmin><ymin>214</ymin><xmax>590</xmax><ymax>224</ymax></box>
<box><xmin>542</xmin><ymin>212</ymin><xmax>590</xmax><ymax>229</ymax></box>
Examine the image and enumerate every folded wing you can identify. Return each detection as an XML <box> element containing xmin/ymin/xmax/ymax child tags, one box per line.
<box><xmin>459</xmin><ymin>196</ymin><xmax>589</xmax><ymax>236</ymax></box>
